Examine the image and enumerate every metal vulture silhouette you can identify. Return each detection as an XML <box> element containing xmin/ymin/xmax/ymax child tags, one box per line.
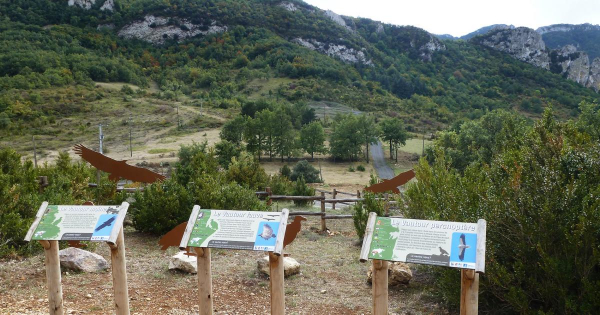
<box><xmin>74</xmin><ymin>144</ymin><xmax>166</xmax><ymax>183</ymax></box>
<box><xmin>365</xmin><ymin>169</ymin><xmax>415</xmax><ymax>194</ymax></box>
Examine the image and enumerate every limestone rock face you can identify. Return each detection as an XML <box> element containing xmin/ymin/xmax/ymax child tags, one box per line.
<box><xmin>293</xmin><ymin>38</ymin><xmax>372</xmax><ymax>65</ymax></box>
<box><xmin>555</xmin><ymin>45</ymin><xmax>590</xmax><ymax>84</ymax></box>
<box><xmin>257</xmin><ymin>256</ymin><xmax>301</xmax><ymax>278</ymax></box>
<box><xmin>59</xmin><ymin>247</ymin><xmax>109</xmax><ymax>273</ymax></box>
<box><xmin>419</xmin><ymin>37</ymin><xmax>445</xmax><ymax>62</ymax></box>
<box><xmin>67</xmin><ymin>0</ymin><xmax>113</xmax><ymax>11</ymax></box>
<box><xmin>367</xmin><ymin>262</ymin><xmax>412</xmax><ymax>286</ymax></box>
<box><xmin>324</xmin><ymin>10</ymin><xmax>353</xmax><ymax>32</ymax></box>
<box><xmin>278</xmin><ymin>2</ymin><xmax>298</xmax><ymax>12</ymax></box>
<box><xmin>168</xmin><ymin>251</ymin><xmax>197</xmax><ymax>274</ymax></box>
<box><xmin>586</xmin><ymin>58</ymin><xmax>600</xmax><ymax>91</ymax></box>
<box><xmin>117</xmin><ymin>15</ymin><xmax>227</xmax><ymax>45</ymax></box>
<box><xmin>480</xmin><ymin>27</ymin><xmax>550</xmax><ymax>69</ymax></box>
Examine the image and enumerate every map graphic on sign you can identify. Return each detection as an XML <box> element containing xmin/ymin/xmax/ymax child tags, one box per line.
<box><xmin>31</xmin><ymin>205</ymin><xmax>124</xmax><ymax>241</ymax></box>
<box><xmin>187</xmin><ymin>210</ymin><xmax>283</xmax><ymax>251</ymax></box>
<box><xmin>367</xmin><ymin>217</ymin><xmax>479</xmax><ymax>270</ymax></box>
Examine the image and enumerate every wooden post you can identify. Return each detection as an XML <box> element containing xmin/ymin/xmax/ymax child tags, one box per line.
<box><xmin>41</xmin><ymin>240</ymin><xmax>63</xmax><ymax>315</ymax></box>
<box><xmin>357</xmin><ymin>190</ymin><xmax>361</xmax><ymax>198</ymax></box>
<box><xmin>372</xmin><ymin>259</ymin><xmax>388</xmax><ymax>315</ymax></box>
<box><xmin>332</xmin><ymin>189</ymin><xmax>337</xmax><ymax>210</ymax></box>
<box><xmin>320</xmin><ymin>192</ymin><xmax>326</xmax><ymax>232</ymax></box>
<box><xmin>109</xmin><ymin>228</ymin><xmax>130</xmax><ymax>315</ymax></box>
<box><xmin>269</xmin><ymin>252</ymin><xmax>285</xmax><ymax>315</ymax></box>
<box><xmin>194</xmin><ymin>247</ymin><xmax>213</xmax><ymax>315</ymax></box>
<box><xmin>460</xmin><ymin>269</ymin><xmax>479</xmax><ymax>315</ymax></box>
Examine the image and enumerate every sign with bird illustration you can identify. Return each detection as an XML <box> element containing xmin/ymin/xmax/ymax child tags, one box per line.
<box><xmin>74</xmin><ymin>144</ymin><xmax>165</xmax><ymax>183</ymax></box>
<box><xmin>180</xmin><ymin>209</ymin><xmax>289</xmax><ymax>254</ymax></box>
<box><xmin>361</xmin><ymin>216</ymin><xmax>486</xmax><ymax>272</ymax></box>
<box><xmin>25</xmin><ymin>203</ymin><xmax>129</xmax><ymax>243</ymax></box>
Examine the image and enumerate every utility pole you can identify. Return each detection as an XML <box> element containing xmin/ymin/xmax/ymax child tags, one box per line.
<box><xmin>32</xmin><ymin>135</ymin><xmax>37</xmax><ymax>168</ymax></box>
<box><xmin>128</xmin><ymin>117</ymin><xmax>133</xmax><ymax>157</ymax></box>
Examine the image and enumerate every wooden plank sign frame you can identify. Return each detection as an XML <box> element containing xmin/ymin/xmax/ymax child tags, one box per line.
<box><xmin>181</xmin><ymin>207</ymin><xmax>289</xmax><ymax>315</ymax></box>
<box><xmin>24</xmin><ymin>202</ymin><xmax>131</xmax><ymax>315</ymax></box>
<box><xmin>360</xmin><ymin>213</ymin><xmax>486</xmax><ymax>315</ymax></box>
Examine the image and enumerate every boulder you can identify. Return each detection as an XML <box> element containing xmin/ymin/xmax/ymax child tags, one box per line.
<box><xmin>367</xmin><ymin>262</ymin><xmax>412</xmax><ymax>286</ymax></box>
<box><xmin>257</xmin><ymin>256</ymin><xmax>300</xmax><ymax>278</ymax></box>
<box><xmin>168</xmin><ymin>251</ymin><xmax>197</xmax><ymax>274</ymax></box>
<box><xmin>59</xmin><ymin>247</ymin><xmax>109</xmax><ymax>273</ymax></box>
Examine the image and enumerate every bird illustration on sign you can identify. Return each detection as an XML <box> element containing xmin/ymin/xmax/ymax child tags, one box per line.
<box><xmin>439</xmin><ymin>247</ymin><xmax>449</xmax><ymax>256</ymax></box>
<box><xmin>95</xmin><ymin>216</ymin><xmax>116</xmax><ymax>232</ymax></box>
<box><xmin>458</xmin><ymin>234</ymin><xmax>470</xmax><ymax>261</ymax></box>
<box><xmin>258</xmin><ymin>223</ymin><xmax>276</xmax><ymax>240</ymax></box>
<box><xmin>74</xmin><ymin>144</ymin><xmax>165</xmax><ymax>183</ymax></box>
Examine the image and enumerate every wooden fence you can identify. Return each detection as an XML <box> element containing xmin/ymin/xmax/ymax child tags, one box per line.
<box><xmin>84</xmin><ymin>182</ymin><xmax>398</xmax><ymax>232</ymax></box>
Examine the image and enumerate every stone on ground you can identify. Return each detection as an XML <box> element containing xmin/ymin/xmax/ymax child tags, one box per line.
<box><xmin>367</xmin><ymin>262</ymin><xmax>412</xmax><ymax>286</ymax></box>
<box><xmin>169</xmin><ymin>251</ymin><xmax>197</xmax><ymax>274</ymax></box>
<box><xmin>59</xmin><ymin>247</ymin><xmax>109</xmax><ymax>273</ymax></box>
<box><xmin>257</xmin><ymin>256</ymin><xmax>300</xmax><ymax>277</ymax></box>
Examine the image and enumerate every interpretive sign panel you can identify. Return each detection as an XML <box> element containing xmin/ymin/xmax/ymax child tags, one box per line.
<box><xmin>183</xmin><ymin>209</ymin><xmax>287</xmax><ymax>252</ymax></box>
<box><xmin>364</xmin><ymin>217</ymin><xmax>486</xmax><ymax>271</ymax></box>
<box><xmin>27</xmin><ymin>204</ymin><xmax>128</xmax><ymax>242</ymax></box>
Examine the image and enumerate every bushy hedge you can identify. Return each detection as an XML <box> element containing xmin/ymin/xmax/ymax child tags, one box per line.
<box><xmin>352</xmin><ymin>192</ymin><xmax>385</xmax><ymax>240</ymax></box>
<box><xmin>0</xmin><ymin>150</ymin><xmax>124</xmax><ymax>258</ymax></box>
<box><xmin>131</xmin><ymin>144</ymin><xmax>269</xmax><ymax>235</ymax></box>
<box><xmin>405</xmin><ymin>106</ymin><xmax>600</xmax><ymax>313</ymax></box>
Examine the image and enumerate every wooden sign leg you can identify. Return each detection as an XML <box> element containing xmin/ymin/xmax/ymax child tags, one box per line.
<box><xmin>109</xmin><ymin>228</ymin><xmax>130</xmax><ymax>315</ymax></box>
<box><xmin>269</xmin><ymin>252</ymin><xmax>285</xmax><ymax>315</ymax></box>
<box><xmin>194</xmin><ymin>247</ymin><xmax>213</xmax><ymax>315</ymax></box>
<box><xmin>320</xmin><ymin>192</ymin><xmax>326</xmax><ymax>232</ymax></box>
<box><xmin>40</xmin><ymin>240</ymin><xmax>64</xmax><ymax>315</ymax></box>
<box><xmin>460</xmin><ymin>269</ymin><xmax>479</xmax><ymax>315</ymax></box>
<box><xmin>372</xmin><ymin>259</ymin><xmax>388</xmax><ymax>315</ymax></box>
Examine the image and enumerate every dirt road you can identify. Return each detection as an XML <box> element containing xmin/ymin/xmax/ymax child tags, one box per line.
<box><xmin>370</xmin><ymin>141</ymin><xmax>394</xmax><ymax>180</ymax></box>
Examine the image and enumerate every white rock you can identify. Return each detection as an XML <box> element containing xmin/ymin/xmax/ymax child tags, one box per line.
<box><xmin>118</xmin><ymin>15</ymin><xmax>227</xmax><ymax>45</ymax></box>
<box><xmin>59</xmin><ymin>247</ymin><xmax>109</xmax><ymax>273</ymax></box>
<box><xmin>169</xmin><ymin>251</ymin><xmax>197</xmax><ymax>274</ymax></box>
<box><xmin>278</xmin><ymin>2</ymin><xmax>298</xmax><ymax>12</ymax></box>
<box><xmin>257</xmin><ymin>256</ymin><xmax>300</xmax><ymax>277</ymax></box>
<box><xmin>480</xmin><ymin>27</ymin><xmax>550</xmax><ymax>69</ymax></box>
<box><xmin>367</xmin><ymin>262</ymin><xmax>412</xmax><ymax>286</ymax></box>
<box><xmin>292</xmin><ymin>38</ymin><xmax>372</xmax><ymax>65</ymax></box>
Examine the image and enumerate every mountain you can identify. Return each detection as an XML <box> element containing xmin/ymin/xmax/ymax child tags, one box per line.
<box><xmin>538</xmin><ymin>23</ymin><xmax>600</xmax><ymax>61</ymax></box>
<box><xmin>460</xmin><ymin>24</ymin><xmax>515</xmax><ymax>40</ymax></box>
<box><xmin>473</xmin><ymin>26</ymin><xmax>600</xmax><ymax>91</ymax></box>
<box><xmin>1</xmin><ymin>0</ymin><xmax>598</xmax><ymax>145</ymax></box>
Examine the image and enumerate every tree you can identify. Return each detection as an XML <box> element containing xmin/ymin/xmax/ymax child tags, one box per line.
<box><xmin>329</xmin><ymin>114</ymin><xmax>362</xmax><ymax>161</ymax></box>
<box><xmin>290</xmin><ymin>160</ymin><xmax>321</xmax><ymax>183</ymax></box>
<box><xmin>357</xmin><ymin>115</ymin><xmax>378</xmax><ymax>163</ymax></box>
<box><xmin>272</xmin><ymin>107</ymin><xmax>297</xmax><ymax>162</ymax></box>
<box><xmin>244</xmin><ymin>117</ymin><xmax>265</xmax><ymax>161</ymax></box>
<box><xmin>379</xmin><ymin>118</ymin><xmax>408</xmax><ymax>162</ymax></box>
<box><xmin>214</xmin><ymin>140</ymin><xmax>241</xmax><ymax>169</ymax></box>
<box><xmin>220</xmin><ymin>115</ymin><xmax>246</xmax><ymax>145</ymax></box>
<box><xmin>300</xmin><ymin>121</ymin><xmax>326</xmax><ymax>159</ymax></box>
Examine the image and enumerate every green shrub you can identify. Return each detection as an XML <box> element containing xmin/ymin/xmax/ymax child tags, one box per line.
<box><xmin>131</xmin><ymin>178</ymin><xmax>194</xmax><ymax>235</ymax></box>
<box><xmin>352</xmin><ymin>192</ymin><xmax>385</xmax><ymax>240</ymax></box>
<box><xmin>280</xmin><ymin>164</ymin><xmax>291</xmax><ymax>178</ymax></box>
<box><xmin>291</xmin><ymin>176</ymin><xmax>315</xmax><ymax>206</ymax></box>
<box><xmin>405</xmin><ymin>109</ymin><xmax>600</xmax><ymax>313</ymax></box>
<box><xmin>226</xmin><ymin>153</ymin><xmax>269</xmax><ymax>190</ymax></box>
<box><xmin>290</xmin><ymin>160</ymin><xmax>321</xmax><ymax>183</ymax></box>
<box><xmin>357</xmin><ymin>165</ymin><xmax>366</xmax><ymax>172</ymax></box>
<box><xmin>268</xmin><ymin>174</ymin><xmax>293</xmax><ymax>195</ymax></box>
<box><xmin>348</xmin><ymin>166</ymin><xmax>355</xmax><ymax>172</ymax></box>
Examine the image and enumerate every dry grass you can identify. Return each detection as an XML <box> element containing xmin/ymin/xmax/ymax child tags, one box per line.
<box><xmin>0</xmin><ymin>212</ymin><xmax>446</xmax><ymax>315</ymax></box>
<box><xmin>261</xmin><ymin>159</ymin><xmax>375</xmax><ymax>186</ymax></box>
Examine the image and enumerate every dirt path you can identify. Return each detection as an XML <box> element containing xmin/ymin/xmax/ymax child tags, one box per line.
<box><xmin>370</xmin><ymin>141</ymin><xmax>394</xmax><ymax>180</ymax></box>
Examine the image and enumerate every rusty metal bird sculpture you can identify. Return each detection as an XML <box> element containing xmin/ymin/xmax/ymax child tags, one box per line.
<box><xmin>364</xmin><ymin>169</ymin><xmax>415</xmax><ymax>194</ymax></box>
<box><xmin>74</xmin><ymin>144</ymin><xmax>166</xmax><ymax>183</ymax></box>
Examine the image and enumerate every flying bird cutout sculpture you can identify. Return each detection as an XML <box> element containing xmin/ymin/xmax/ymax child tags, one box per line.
<box><xmin>74</xmin><ymin>144</ymin><xmax>166</xmax><ymax>183</ymax></box>
<box><xmin>365</xmin><ymin>169</ymin><xmax>415</xmax><ymax>194</ymax></box>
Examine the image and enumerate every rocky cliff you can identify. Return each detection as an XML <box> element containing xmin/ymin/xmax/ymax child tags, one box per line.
<box><xmin>477</xmin><ymin>27</ymin><xmax>600</xmax><ymax>92</ymax></box>
<box><xmin>117</xmin><ymin>15</ymin><xmax>227</xmax><ymax>45</ymax></box>
<box><xmin>292</xmin><ymin>38</ymin><xmax>372</xmax><ymax>65</ymax></box>
<box><xmin>479</xmin><ymin>27</ymin><xmax>550</xmax><ymax>69</ymax></box>
<box><xmin>67</xmin><ymin>0</ymin><xmax>113</xmax><ymax>11</ymax></box>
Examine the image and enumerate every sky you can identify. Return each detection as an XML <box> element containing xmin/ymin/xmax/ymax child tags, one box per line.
<box><xmin>302</xmin><ymin>0</ymin><xmax>600</xmax><ymax>37</ymax></box>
